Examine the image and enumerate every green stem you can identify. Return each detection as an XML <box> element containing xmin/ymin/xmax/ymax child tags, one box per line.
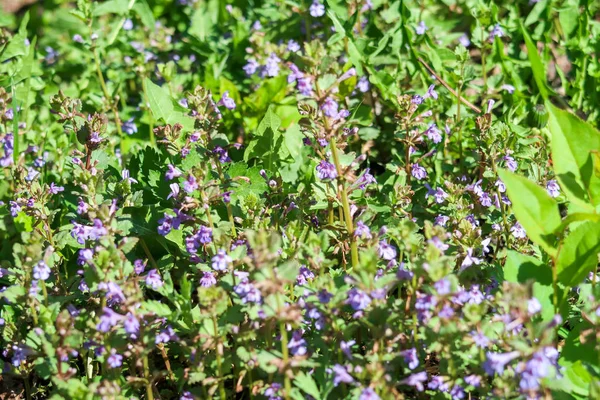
<box><xmin>212</xmin><ymin>315</ymin><xmax>226</xmax><ymax>400</ymax></box>
<box><xmin>92</xmin><ymin>47</ymin><xmax>124</xmax><ymax>155</ymax></box>
<box><xmin>329</xmin><ymin>138</ymin><xmax>359</xmax><ymax>269</ymax></box>
<box><xmin>279</xmin><ymin>320</ymin><xmax>292</xmax><ymax>400</ymax></box>
<box><xmin>216</xmin><ymin>161</ymin><xmax>237</xmax><ymax>238</ymax></box>
<box><xmin>142</xmin><ymin>355</ymin><xmax>154</xmax><ymax>400</ymax></box>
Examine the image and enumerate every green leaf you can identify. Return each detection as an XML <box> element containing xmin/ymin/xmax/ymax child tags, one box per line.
<box><xmin>547</xmin><ymin>102</ymin><xmax>600</xmax><ymax>208</ymax></box>
<box><xmin>244</xmin><ymin>105</ymin><xmax>283</xmax><ymax>171</ymax></box>
<box><xmin>132</xmin><ymin>0</ymin><xmax>155</xmax><ymax>29</ymax></box>
<box><xmin>189</xmin><ymin>0</ymin><xmax>219</xmax><ymax>42</ymax></box>
<box><xmin>556</xmin><ymin>221</ymin><xmax>600</xmax><ymax>287</ymax></box>
<box><xmin>293</xmin><ymin>371</ymin><xmax>321</xmax><ymax>400</ymax></box>
<box><xmin>0</xmin><ymin>12</ymin><xmax>30</xmax><ymax>63</ymax></box>
<box><xmin>498</xmin><ymin>169</ymin><xmax>561</xmax><ymax>256</ymax></box>
<box><xmin>519</xmin><ymin>21</ymin><xmax>551</xmax><ymax>100</ymax></box>
<box><xmin>142</xmin><ymin>300</ymin><xmax>172</xmax><ymax>317</ymax></box>
<box><xmin>143</xmin><ymin>78</ymin><xmax>195</xmax><ymax>130</ymax></box>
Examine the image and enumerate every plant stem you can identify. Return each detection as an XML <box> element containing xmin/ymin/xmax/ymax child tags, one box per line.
<box><xmin>142</xmin><ymin>354</ymin><xmax>154</xmax><ymax>400</ymax></box>
<box><xmin>212</xmin><ymin>315</ymin><xmax>227</xmax><ymax>400</ymax></box>
<box><xmin>329</xmin><ymin>138</ymin><xmax>359</xmax><ymax>269</ymax></box>
<box><xmin>92</xmin><ymin>47</ymin><xmax>124</xmax><ymax>155</ymax></box>
<box><xmin>279</xmin><ymin>320</ymin><xmax>292</xmax><ymax>400</ymax></box>
<box><xmin>216</xmin><ymin>161</ymin><xmax>237</xmax><ymax>238</ymax></box>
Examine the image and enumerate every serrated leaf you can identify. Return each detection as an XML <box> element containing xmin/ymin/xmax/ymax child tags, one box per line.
<box><xmin>293</xmin><ymin>371</ymin><xmax>321</xmax><ymax>400</ymax></box>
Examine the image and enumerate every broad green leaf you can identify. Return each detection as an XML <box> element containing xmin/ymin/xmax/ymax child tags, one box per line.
<box><xmin>132</xmin><ymin>0</ymin><xmax>155</xmax><ymax>29</ymax></box>
<box><xmin>547</xmin><ymin>102</ymin><xmax>600</xmax><ymax>208</ymax></box>
<box><xmin>244</xmin><ymin>105</ymin><xmax>283</xmax><ymax>171</ymax></box>
<box><xmin>143</xmin><ymin>78</ymin><xmax>195</xmax><ymax>130</ymax></box>
<box><xmin>0</xmin><ymin>12</ymin><xmax>30</xmax><ymax>63</ymax></box>
<box><xmin>189</xmin><ymin>0</ymin><xmax>219</xmax><ymax>42</ymax></box>
<box><xmin>498</xmin><ymin>169</ymin><xmax>560</xmax><ymax>256</ymax></box>
<box><xmin>502</xmin><ymin>251</ymin><xmax>554</xmax><ymax>321</ymax></box>
<box><xmin>556</xmin><ymin>221</ymin><xmax>600</xmax><ymax>287</ymax></box>
<box><xmin>519</xmin><ymin>21</ymin><xmax>551</xmax><ymax>100</ymax></box>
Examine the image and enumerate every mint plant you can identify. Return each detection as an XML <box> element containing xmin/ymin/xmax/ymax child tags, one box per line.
<box><xmin>1</xmin><ymin>0</ymin><xmax>600</xmax><ymax>399</ymax></box>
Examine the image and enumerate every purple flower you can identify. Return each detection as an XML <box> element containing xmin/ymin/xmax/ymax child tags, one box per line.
<box><xmin>425</xmin><ymin>123</ymin><xmax>442</xmax><ymax>143</ymax></box>
<box><xmin>288</xmin><ymin>331</ymin><xmax>307</xmax><ymax>356</ymax></box>
<box><xmin>122</xmin><ymin>118</ymin><xmax>138</xmax><ymax>135</ymax></box>
<box><xmin>359</xmin><ymin>388</ymin><xmax>380</xmax><ymax>400</ymax></box>
<box><xmin>234</xmin><ymin>277</ymin><xmax>262</xmax><ymax>304</ymax></box>
<box><xmin>213</xmin><ymin>146</ymin><xmax>231</xmax><ymax>163</ymax></box>
<box><xmin>158</xmin><ymin>213</ymin><xmax>181</xmax><ymax>236</ymax></box>
<box><xmin>346</xmin><ymin>288</ymin><xmax>371</xmax><ymax>311</ymax></box>
<box><xmin>460</xmin><ymin>248</ymin><xmax>482</xmax><ymax>271</ymax></box>
<box><xmin>415</xmin><ymin>21</ymin><xmax>427</xmax><ymax>35</ymax></box>
<box><xmin>546</xmin><ymin>180</ymin><xmax>560</xmax><ymax>198</ymax></box>
<box><xmin>378</xmin><ymin>240</ymin><xmax>397</xmax><ymax>260</ymax></box>
<box><xmin>77</xmin><ymin>249</ymin><xmax>94</xmax><ymax>265</ymax></box>
<box><xmin>180</xmin><ymin>391</ymin><xmax>194</xmax><ymax>400</ymax></box>
<box><xmin>155</xmin><ymin>325</ymin><xmax>177</xmax><ymax>344</ymax></box>
<box><xmin>183</xmin><ymin>175</ymin><xmax>198</xmax><ymax>193</ymax></box>
<box><xmin>264</xmin><ymin>53</ymin><xmax>281</xmax><ymax>77</ymax></box>
<box><xmin>340</xmin><ymin>340</ymin><xmax>355</xmax><ymax>360</ymax></box>
<box><xmin>483</xmin><ymin>351</ymin><xmax>520</xmax><ymax>375</ymax></box>
<box><xmin>218</xmin><ymin>91</ymin><xmax>236</xmax><ymax>110</ymax></box>
<box><xmin>96</xmin><ymin>307</ymin><xmax>123</xmax><ymax>332</ymax></box>
<box><xmin>287</xmin><ymin>40</ymin><xmax>301</xmax><ymax>52</ymax></box>
<box><xmin>264</xmin><ymin>383</ymin><xmax>282</xmax><ymax>400</ymax></box>
<box><xmin>471</xmin><ymin>332</ymin><xmax>490</xmax><ymax>348</ymax></box>
<box><xmin>504</xmin><ymin>155</ymin><xmax>517</xmax><ymax>171</ymax></box>
<box><xmin>459</xmin><ymin>34</ymin><xmax>471</xmax><ymax>47</ymax></box>
<box><xmin>77</xmin><ymin>199</ymin><xmax>88</xmax><ymax>214</ymax></box>
<box><xmin>450</xmin><ymin>385</ymin><xmax>465</xmax><ymax>399</ymax></box>
<box><xmin>100</xmin><ymin>281</ymin><xmax>126</xmax><ymax>304</ymax></box>
<box><xmin>33</xmin><ymin>261</ymin><xmax>51</xmax><ymax>281</ymax></box>
<box><xmin>124</xmin><ymin>313</ymin><xmax>140</xmax><ymax>336</ymax></box>
<box><xmin>297</xmin><ymin>77</ymin><xmax>313</xmax><ymax>96</ymax></box>
<box><xmin>243</xmin><ymin>58</ymin><xmax>260</xmax><ymax>75</ymax></box>
<box><xmin>211</xmin><ymin>250</ymin><xmax>232</xmax><ymax>271</ymax></box>
<box><xmin>145</xmin><ymin>269</ymin><xmax>164</xmax><ymax>289</ymax></box>
<box><xmin>107</xmin><ymin>349</ymin><xmax>123</xmax><ymax>368</ymax></box>
<box><xmin>321</xmin><ymin>97</ymin><xmax>339</xmax><ymax>118</ymax></box>
<box><xmin>424</xmin><ymin>85</ymin><xmax>438</xmax><ymax>100</ymax></box>
<box><xmin>309</xmin><ymin>0</ymin><xmax>325</xmax><ymax>17</ymax></box>
<box><xmin>167</xmin><ymin>183</ymin><xmax>180</xmax><ymax>200</ymax></box>
<box><xmin>411</xmin><ymin>164</ymin><xmax>427</xmax><ymax>180</ymax></box>
<box><xmin>464</xmin><ymin>375</ymin><xmax>481</xmax><ymax>387</ymax></box>
<box><xmin>510</xmin><ymin>222</ymin><xmax>526</xmax><ymax>239</ymax></box>
<box><xmin>355</xmin><ymin>221</ymin><xmax>372</xmax><ymax>239</ymax></box>
<box><xmin>357</xmin><ymin>76</ymin><xmax>370</xmax><ymax>93</ymax></box>
<box><xmin>165</xmin><ymin>165</ymin><xmax>183</xmax><ymax>182</ymax></box>
<box><xmin>489</xmin><ymin>24</ymin><xmax>505</xmax><ymax>41</ymax></box>
<box><xmin>9</xmin><ymin>201</ymin><xmax>21</xmax><ymax>217</ymax></box>
<box><xmin>332</xmin><ymin>364</ymin><xmax>354</xmax><ymax>386</ymax></box>
<box><xmin>48</xmin><ymin>182</ymin><xmax>64</xmax><ymax>194</ymax></box>
<box><xmin>527</xmin><ymin>298</ymin><xmax>542</xmax><ymax>315</ymax></box>
<box><xmin>296</xmin><ymin>266</ymin><xmax>315</xmax><ymax>285</ymax></box>
<box><xmin>400</xmin><ymin>348</ymin><xmax>419</xmax><ymax>370</ymax></box>
<box><xmin>200</xmin><ymin>271</ymin><xmax>217</xmax><ymax>287</ymax></box>
<box><xmin>401</xmin><ymin>372</ymin><xmax>428</xmax><ymax>392</ymax></box>
<box><xmin>501</xmin><ymin>84</ymin><xmax>516</xmax><ymax>93</ymax></box>
<box><xmin>316</xmin><ymin>160</ymin><xmax>338</xmax><ymax>180</ymax></box>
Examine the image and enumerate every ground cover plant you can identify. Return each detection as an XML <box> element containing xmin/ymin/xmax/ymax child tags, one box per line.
<box><xmin>0</xmin><ymin>0</ymin><xmax>600</xmax><ymax>398</ymax></box>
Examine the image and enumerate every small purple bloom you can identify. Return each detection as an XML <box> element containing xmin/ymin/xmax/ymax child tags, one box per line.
<box><xmin>411</xmin><ymin>163</ymin><xmax>427</xmax><ymax>180</ymax></box>
<box><xmin>218</xmin><ymin>91</ymin><xmax>236</xmax><ymax>110</ymax></box>
<box><xmin>316</xmin><ymin>160</ymin><xmax>338</xmax><ymax>180</ymax></box>
<box><xmin>415</xmin><ymin>21</ymin><xmax>427</xmax><ymax>35</ymax></box>
<box><xmin>200</xmin><ymin>271</ymin><xmax>217</xmax><ymax>287</ymax></box>
<box><xmin>309</xmin><ymin>0</ymin><xmax>325</xmax><ymax>17</ymax></box>
<box><xmin>211</xmin><ymin>250</ymin><xmax>232</xmax><ymax>271</ymax></box>
<box><xmin>33</xmin><ymin>261</ymin><xmax>51</xmax><ymax>281</ymax></box>
<box><xmin>145</xmin><ymin>269</ymin><xmax>164</xmax><ymax>289</ymax></box>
